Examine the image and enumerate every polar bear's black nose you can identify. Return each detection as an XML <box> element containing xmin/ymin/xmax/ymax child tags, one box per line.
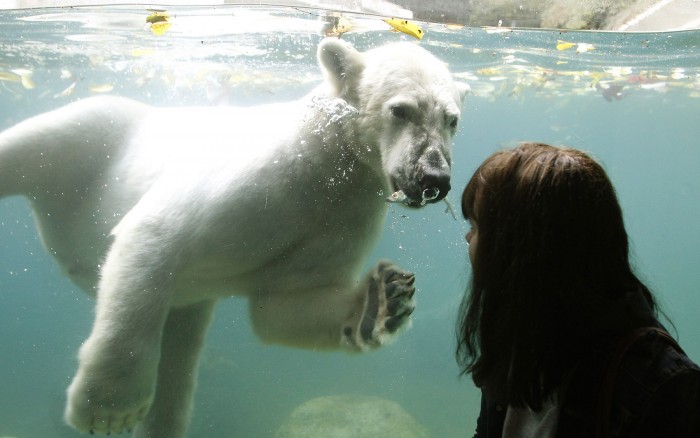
<box><xmin>420</xmin><ymin>171</ymin><xmax>450</xmax><ymax>203</ymax></box>
<box><xmin>417</xmin><ymin>147</ymin><xmax>451</xmax><ymax>204</ymax></box>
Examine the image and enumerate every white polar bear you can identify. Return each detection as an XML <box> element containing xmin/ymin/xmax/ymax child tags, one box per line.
<box><xmin>0</xmin><ymin>38</ymin><xmax>467</xmax><ymax>437</ymax></box>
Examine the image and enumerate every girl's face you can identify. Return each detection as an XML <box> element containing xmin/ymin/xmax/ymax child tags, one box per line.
<box><xmin>466</xmin><ymin>219</ymin><xmax>478</xmax><ymax>265</ymax></box>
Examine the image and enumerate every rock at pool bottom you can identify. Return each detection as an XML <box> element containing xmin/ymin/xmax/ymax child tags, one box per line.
<box><xmin>276</xmin><ymin>395</ymin><xmax>430</xmax><ymax>438</ymax></box>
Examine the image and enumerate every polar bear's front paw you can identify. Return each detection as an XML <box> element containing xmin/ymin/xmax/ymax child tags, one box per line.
<box><xmin>345</xmin><ymin>260</ymin><xmax>416</xmax><ymax>351</ymax></box>
<box><xmin>64</xmin><ymin>358</ymin><xmax>156</xmax><ymax>435</ymax></box>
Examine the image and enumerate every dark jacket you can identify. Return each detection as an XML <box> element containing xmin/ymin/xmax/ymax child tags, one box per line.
<box><xmin>473</xmin><ymin>327</ymin><xmax>700</xmax><ymax>438</ymax></box>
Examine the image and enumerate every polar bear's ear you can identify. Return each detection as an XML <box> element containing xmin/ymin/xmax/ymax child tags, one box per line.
<box><xmin>317</xmin><ymin>38</ymin><xmax>364</xmax><ymax>102</ymax></box>
<box><xmin>456</xmin><ymin>81</ymin><xmax>471</xmax><ymax>104</ymax></box>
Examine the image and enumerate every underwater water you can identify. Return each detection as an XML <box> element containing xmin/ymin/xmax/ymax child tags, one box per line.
<box><xmin>1</xmin><ymin>5</ymin><xmax>699</xmax><ymax>438</ymax></box>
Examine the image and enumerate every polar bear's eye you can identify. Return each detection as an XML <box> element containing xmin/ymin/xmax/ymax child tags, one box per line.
<box><xmin>448</xmin><ymin>115</ymin><xmax>459</xmax><ymax>130</ymax></box>
<box><xmin>391</xmin><ymin>105</ymin><xmax>409</xmax><ymax>121</ymax></box>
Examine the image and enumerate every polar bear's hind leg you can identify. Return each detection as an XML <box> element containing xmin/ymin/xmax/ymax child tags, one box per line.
<box><xmin>133</xmin><ymin>300</ymin><xmax>218</xmax><ymax>438</ymax></box>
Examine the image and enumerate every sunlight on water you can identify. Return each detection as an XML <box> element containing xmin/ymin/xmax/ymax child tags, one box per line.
<box><xmin>1</xmin><ymin>5</ymin><xmax>699</xmax><ymax>438</ymax></box>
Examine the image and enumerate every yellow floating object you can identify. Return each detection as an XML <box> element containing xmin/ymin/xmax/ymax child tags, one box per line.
<box><xmin>146</xmin><ymin>11</ymin><xmax>169</xmax><ymax>24</ymax></box>
<box><xmin>150</xmin><ymin>21</ymin><xmax>171</xmax><ymax>36</ymax></box>
<box><xmin>89</xmin><ymin>83</ymin><xmax>114</xmax><ymax>93</ymax></box>
<box><xmin>476</xmin><ymin>67</ymin><xmax>502</xmax><ymax>76</ymax></box>
<box><xmin>146</xmin><ymin>10</ymin><xmax>171</xmax><ymax>35</ymax></box>
<box><xmin>557</xmin><ymin>40</ymin><xmax>595</xmax><ymax>53</ymax></box>
<box><xmin>0</xmin><ymin>71</ymin><xmax>21</xmax><ymax>82</ymax></box>
<box><xmin>3</xmin><ymin>69</ymin><xmax>35</xmax><ymax>89</ymax></box>
<box><xmin>384</xmin><ymin>18</ymin><xmax>423</xmax><ymax>40</ymax></box>
<box><xmin>20</xmin><ymin>75</ymin><xmax>35</xmax><ymax>89</ymax></box>
<box><xmin>556</xmin><ymin>40</ymin><xmax>576</xmax><ymax>51</ymax></box>
<box><xmin>131</xmin><ymin>47</ymin><xmax>156</xmax><ymax>57</ymax></box>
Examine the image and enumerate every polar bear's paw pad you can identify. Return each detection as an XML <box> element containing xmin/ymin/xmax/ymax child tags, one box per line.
<box><xmin>65</xmin><ymin>370</ymin><xmax>154</xmax><ymax>436</ymax></box>
<box><xmin>66</xmin><ymin>398</ymin><xmax>149</xmax><ymax>435</ymax></box>
<box><xmin>357</xmin><ymin>261</ymin><xmax>415</xmax><ymax>350</ymax></box>
<box><xmin>66</xmin><ymin>397</ymin><xmax>149</xmax><ymax>435</ymax></box>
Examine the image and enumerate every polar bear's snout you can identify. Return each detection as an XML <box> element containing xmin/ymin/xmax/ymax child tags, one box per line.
<box><xmin>419</xmin><ymin>167</ymin><xmax>451</xmax><ymax>204</ymax></box>
<box><xmin>418</xmin><ymin>145</ymin><xmax>451</xmax><ymax>204</ymax></box>
<box><xmin>389</xmin><ymin>145</ymin><xmax>451</xmax><ymax>208</ymax></box>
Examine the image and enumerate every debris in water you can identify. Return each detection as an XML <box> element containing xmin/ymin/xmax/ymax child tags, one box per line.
<box><xmin>324</xmin><ymin>15</ymin><xmax>352</xmax><ymax>37</ymax></box>
<box><xmin>443</xmin><ymin>197</ymin><xmax>457</xmax><ymax>220</ymax></box>
<box><xmin>89</xmin><ymin>83</ymin><xmax>114</xmax><ymax>93</ymax></box>
<box><xmin>54</xmin><ymin>81</ymin><xmax>77</xmax><ymax>98</ymax></box>
<box><xmin>386</xmin><ymin>190</ymin><xmax>407</xmax><ymax>203</ymax></box>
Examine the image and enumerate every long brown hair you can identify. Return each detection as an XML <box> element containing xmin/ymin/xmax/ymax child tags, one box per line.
<box><xmin>456</xmin><ymin>142</ymin><xmax>657</xmax><ymax>410</ymax></box>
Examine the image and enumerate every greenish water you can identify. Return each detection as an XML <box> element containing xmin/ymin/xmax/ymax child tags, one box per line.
<box><xmin>1</xmin><ymin>5</ymin><xmax>699</xmax><ymax>438</ymax></box>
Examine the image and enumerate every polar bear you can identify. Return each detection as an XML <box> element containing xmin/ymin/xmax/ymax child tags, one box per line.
<box><xmin>0</xmin><ymin>38</ymin><xmax>467</xmax><ymax>437</ymax></box>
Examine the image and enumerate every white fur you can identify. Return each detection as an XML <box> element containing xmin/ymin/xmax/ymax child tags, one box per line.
<box><xmin>0</xmin><ymin>39</ymin><xmax>467</xmax><ymax>437</ymax></box>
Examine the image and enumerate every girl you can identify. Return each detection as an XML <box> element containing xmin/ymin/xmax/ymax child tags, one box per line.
<box><xmin>457</xmin><ymin>142</ymin><xmax>699</xmax><ymax>437</ymax></box>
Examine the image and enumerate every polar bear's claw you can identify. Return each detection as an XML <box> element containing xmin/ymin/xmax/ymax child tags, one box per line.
<box><xmin>355</xmin><ymin>261</ymin><xmax>416</xmax><ymax>349</ymax></box>
<box><xmin>82</xmin><ymin>406</ymin><xmax>144</xmax><ymax>435</ymax></box>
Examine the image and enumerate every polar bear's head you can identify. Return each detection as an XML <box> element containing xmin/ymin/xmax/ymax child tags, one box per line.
<box><xmin>318</xmin><ymin>38</ymin><xmax>469</xmax><ymax>207</ymax></box>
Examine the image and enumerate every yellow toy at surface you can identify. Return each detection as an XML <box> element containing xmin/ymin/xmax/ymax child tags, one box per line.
<box><xmin>146</xmin><ymin>10</ymin><xmax>171</xmax><ymax>35</ymax></box>
<box><xmin>384</xmin><ymin>18</ymin><xmax>423</xmax><ymax>40</ymax></box>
